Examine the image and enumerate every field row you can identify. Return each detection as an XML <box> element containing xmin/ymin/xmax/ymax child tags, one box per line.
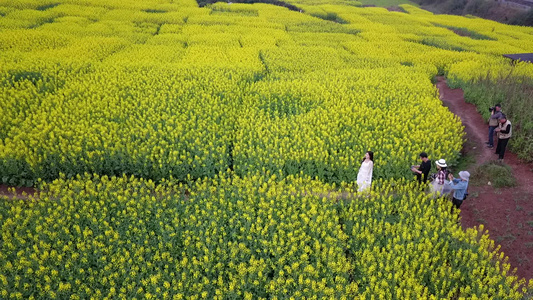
<box><xmin>2</xmin><ymin>0</ymin><xmax>533</xmax><ymax>298</ymax></box>
<box><xmin>0</xmin><ymin>1</ymin><xmax>492</xmax><ymax>185</ymax></box>
<box><xmin>1</xmin><ymin>173</ymin><xmax>531</xmax><ymax>299</ymax></box>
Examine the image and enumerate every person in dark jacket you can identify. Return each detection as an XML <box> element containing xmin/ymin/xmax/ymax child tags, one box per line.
<box><xmin>411</xmin><ymin>152</ymin><xmax>431</xmax><ymax>185</ymax></box>
<box><xmin>486</xmin><ymin>104</ymin><xmax>502</xmax><ymax>149</ymax></box>
<box><xmin>495</xmin><ymin>114</ymin><xmax>512</xmax><ymax>162</ymax></box>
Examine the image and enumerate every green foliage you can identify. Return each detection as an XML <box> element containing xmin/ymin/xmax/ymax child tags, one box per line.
<box><xmin>471</xmin><ymin>161</ymin><xmax>517</xmax><ymax>188</ymax></box>
<box><xmin>0</xmin><ymin>173</ymin><xmax>529</xmax><ymax>298</ymax></box>
<box><xmin>420</xmin><ymin>37</ymin><xmax>467</xmax><ymax>52</ymax></box>
<box><xmin>200</xmin><ymin>0</ymin><xmax>301</xmax><ymax>11</ymax></box>
<box><xmin>463</xmin><ymin>0</ymin><xmax>492</xmax><ymax>18</ymax></box>
<box><xmin>457</xmin><ymin>75</ymin><xmax>533</xmax><ymax>163</ymax></box>
<box><xmin>288</xmin><ymin>0</ymin><xmax>362</xmax><ymax>7</ymax></box>
<box><xmin>308</xmin><ymin>10</ymin><xmax>348</xmax><ymax>24</ymax></box>
<box><xmin>358</xmin><ymin>0</ymin><xmax>416</xmax><ymax>6</ymax></box>
<box><xmin>412</xmin><ymin>0</ymin><xmax>530</xmax><ymax>26</ymax></box>
<box><xmin>433</xmin><ymin>24</ymin><xmax>496</xmax><ymax>40</ymax></box>
<box><xmin>510</xmin><ymin>8</ymin><xmax>533</xmax><ymax>26</ymax></box>
<box><xmin>1</xmin><ymin>0</ymin><xmax>533</xmax><ymax>298</ymax></box>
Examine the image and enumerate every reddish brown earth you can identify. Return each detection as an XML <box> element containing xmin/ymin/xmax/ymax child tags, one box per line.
<box><xmin>437</xmin><ymin>76</ymin><xmax>533</xmax><ymax>281</ymax></box>
<box><xmin>386</xmin><ymin>6</ymin><xmax>404</xmax><ymax>12</ymax></box>
<box><xmin>0</xmin><ymin>184</ymin><xmax>37</xmax><ymax>200</ymax></box>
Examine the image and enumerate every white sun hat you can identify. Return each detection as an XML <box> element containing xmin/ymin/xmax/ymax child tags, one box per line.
<box><xmin>459</xmin><ymin>171</ymin><xmax>471</xmax><ymax>181</ymax></box>
<box><xmin>435</xmin><ymin>159</ymin><xmax>447</xmax><ymax>168</ymax></box>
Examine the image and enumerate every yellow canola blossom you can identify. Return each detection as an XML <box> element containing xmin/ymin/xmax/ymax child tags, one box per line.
<box><xmin>4</xmin><ymin>0</ymin><xmax>533</xmax><ymax>184</ymax></box>
<box><xmin>2</xmin><ymin>0</ymin><xmax>472</xmax><ymax>185</ymax></box>
<box><xmin>1</xmin><ymin>0</ymin><xmax>533</xmax><ymax>297</ymax></box>
<box><xmin>234</xmin><ymin>67</ymin><xmax>463</xmax><ymax>181</ymax></box>
<box><xmin>0</xmin><ymin>173</ymin><xmax>530</xmax><ymax>298</ymax></box>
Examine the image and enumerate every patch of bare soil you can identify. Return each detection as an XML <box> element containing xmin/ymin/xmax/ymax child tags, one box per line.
<box><xmin>386</xmin><ymin>6</ymin><xmax>403</xmax><ymax>12</ymax></box>
<box><xmin>437</xmin><ymin>76</ymin><xmax>533</xmax><ymax>281</ymax></box>
<box><xmin>451</xmin><ymin>28</ymin><xmax>472</xmax><ymax>37</ymax></box>
<box><xmin>0</xmin><ymin>184</ymin><xmax>37</xmax><ymax>200</ymax></box>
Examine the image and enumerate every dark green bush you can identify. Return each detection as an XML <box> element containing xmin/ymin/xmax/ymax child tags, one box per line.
<box><xmin>510</xmin><ymin>8</ymin><xmax>533</xmax><ymax>26</ymax></box>
<box><xmin>198</xmin><ymin>0</ymin><xmax>301</xmax><ymax>11</ymax></box>
<box><xmin>463</xmin><ymin>0</ymin><xmax>492</xmax><ymax>18</ymax></box>
<box><xmin>412</xmin><ymin>0</ymin><xmax>532</xmax><ymax>26</ymax></box>
<box><xmin>457</xmin><ymin>75</ymin><xmax>533</xmax><ymax>163</ymax></box>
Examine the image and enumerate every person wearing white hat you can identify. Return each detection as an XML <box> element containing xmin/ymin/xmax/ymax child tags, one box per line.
<box><xmin>447</xmin><ymin>170</ymin><xmax>470</xmax><ymax>210</ymax></box>
<box><xmin>430</xmin><ymin>159</ymin><xmax>448</xmax><ymax>195</ymax></box>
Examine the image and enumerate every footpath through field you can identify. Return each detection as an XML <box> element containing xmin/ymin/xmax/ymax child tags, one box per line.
<box><xmin>0</xmin><ymin>185</ymin><xmax>36</xmax><ymax>200</ymax></box>
<box><xmin>436</xmin><ymin>76</ymin><xmax>533</xmax><ymax>281</ymax></box>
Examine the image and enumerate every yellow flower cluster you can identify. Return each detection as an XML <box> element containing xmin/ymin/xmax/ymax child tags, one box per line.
<box><xmin>0</xmin><ymin>173</ymin><xmax>530</xmax><ymax>298</ymax></box>
<box><xmin>1</xmin><ymin>0</ymin><xmax>533</xmax><ymax>297</ymax></box>
<box><xmin>234</xmin><ymin>67</ymin><xmax>463</xmax><ymax>181</ymax></box>
<box><xmin>0</xmin><ymin>0</ymin><xmax>478</xmax><ymax>185</ymax></box>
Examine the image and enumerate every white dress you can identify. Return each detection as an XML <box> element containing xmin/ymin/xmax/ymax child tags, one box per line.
<box><xmin>357</xmin><ymin>160</ymin><xmax>373</xmax><ymax>192</ymax></box>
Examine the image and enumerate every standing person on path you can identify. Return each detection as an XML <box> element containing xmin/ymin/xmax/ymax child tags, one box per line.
<box><xmin>357</xmin><ymin>151</ymin><xmax>373</xmax><ymax>192</ymax></box>
<box><xmin>486</xmin><ymin>104</ymin><xmax>503</xmax><ymax>149</ymax></box>
<box><xmin>411</xmin><ymin>152</ymin><xmax>431</xmax><ymax>185</ymax></box>
<box><xmin>495</xmin><ymin>114</ymin><xmax>512</xmax><ymax>162</ymax></box>
<box><xmin>447</xmin><ymin>171</ymin><xmax>470</xmax><ymax>211</ymax></box>
<box><xmin>431</xmin><ymin>159</ymin><xmax>448</xmax><ymax>196</ymax></box>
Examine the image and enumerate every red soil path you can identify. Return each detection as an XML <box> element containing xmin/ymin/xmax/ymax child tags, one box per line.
<box><xmin>437</xmin><ymin>76</ymin><xmax>533</xmax><ymax>281</ymax></box>
<box><xmin>0</xmin><ymin>184</ymin><xmax>37</xmax><ymax>200</ymax></box>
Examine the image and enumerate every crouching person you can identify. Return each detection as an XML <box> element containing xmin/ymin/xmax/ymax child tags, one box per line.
<box><xmin>447</xmin><ymin>171</ymin><xmax>470</xmax><ymax>211</ymax></box>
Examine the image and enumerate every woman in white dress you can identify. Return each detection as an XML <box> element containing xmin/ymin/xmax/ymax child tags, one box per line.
<box><xmin>357</xmin><ymin>151</ymin><xmax>374</xmax><ymax>192</ymax></box>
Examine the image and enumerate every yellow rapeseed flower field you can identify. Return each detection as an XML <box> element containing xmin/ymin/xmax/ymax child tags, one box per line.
<box><xmin>1</xmin><ymin>173</ymin><xmax>531</xmax><ymax>298</ymax></box>
<box><xmin>1</xmin><ymin>0</ymin><xmax>533</xmax><ymax>298</ymax></box>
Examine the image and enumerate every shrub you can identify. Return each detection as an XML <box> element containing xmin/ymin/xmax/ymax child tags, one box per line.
<box><xmin>459</xmin><ymin>75</ymin><xmax>533</xmax><ymax>163</ymax></box>
<box><xmin>471</xmin><ymin>161</ymin><xmax>517</xmax><ymax>188</ymax></box>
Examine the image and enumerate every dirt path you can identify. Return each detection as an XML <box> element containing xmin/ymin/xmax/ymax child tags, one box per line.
<box><xmin>437</xmin><ymin>76</ymin><xmax>533</xmax><ymax>281</ymax></box>
<box><xmin>0</xmin><ymin>184</ymin><xmax>37</xmax><ymax>200</ymax></box>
